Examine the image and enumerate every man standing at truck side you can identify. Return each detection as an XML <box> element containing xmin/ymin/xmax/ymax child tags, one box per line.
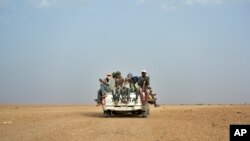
<box><xmin>138</xmin><ymin>70</ymin><xmax>160</xmax><ymax>107</ymax></box>
<box><xmin>137</xmin><ymin>70</ymin><xmax>150</xmax><ymax>104</ymax></box>
<box><xmin>138</xmin><ymin>70</ymin><xmax>150</xmax><ymax>89</ymax></box>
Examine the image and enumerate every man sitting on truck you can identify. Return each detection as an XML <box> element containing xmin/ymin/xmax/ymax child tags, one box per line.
<box><xmin>95</xmin><ymin>73</ymin><xmax>115</xmax><ymax>105</ymax></box>
<box><xmin>125</xmin><ymin>73</ymin><xmax>139</xmax><ymax>102</ymax></box>
<box><xmin>125</xmin><ymin>73</ymin><xmax>136</xmax><ymax>92</ymax></box>
<box><xmin>113</xmin><ymin>71</ymin><xmax>124</xmax><ymax>104</ymax></box>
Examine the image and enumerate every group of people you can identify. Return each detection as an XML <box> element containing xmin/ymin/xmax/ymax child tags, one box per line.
<box><xmin>95</xmin><ymin>70</ymin><xmax>160</xmax><ymax>107</ymax></box>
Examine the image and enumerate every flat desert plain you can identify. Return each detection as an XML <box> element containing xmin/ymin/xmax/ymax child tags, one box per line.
<box><xmin>0</xmin><ymin>105</ymin><xmax>250</xmax><ymax>141</ymax></box>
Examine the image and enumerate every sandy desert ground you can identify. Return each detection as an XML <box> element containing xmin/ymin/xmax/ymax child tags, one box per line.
<box><xmin>0</xmin><ymin>104</ymin><xmax>250</xmax><ymax>141</ymax></box>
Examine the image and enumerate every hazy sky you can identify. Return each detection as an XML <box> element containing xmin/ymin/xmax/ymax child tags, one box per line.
<box><xmin>0</xmin><ymin>0</ymin><xmax>250</xmax><ymax>104</ymax></box>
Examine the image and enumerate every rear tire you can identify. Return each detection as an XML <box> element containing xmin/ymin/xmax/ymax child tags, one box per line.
<box><xmin>140</xmin><ymin>106</ymin><xmax>150</xmax><ymax>118</ymax></box>
<box><xmin>141</xmin><ymin>109</ymin><xmax>148</xmax><ymax>118</ymax></box>
<box><xmin>103</xmin><ymin>111</ymin><xmax>111</xmax><ymax>117</ymax></box>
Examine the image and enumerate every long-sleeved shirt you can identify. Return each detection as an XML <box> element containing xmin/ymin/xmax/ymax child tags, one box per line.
<box><xmin>103</xmin><ymin>77</ymin><xmax>115</xmax><ymax>90</ymax></box>
<box><xmin>109</xmin><ymin>78</ymin><xmax>115</xmax><ymax>90</ymax></box>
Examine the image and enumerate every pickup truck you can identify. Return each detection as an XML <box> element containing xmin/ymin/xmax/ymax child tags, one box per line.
<box><xmin>101</xmin><ymin>92</ymin><xmax>150</xmax><ymax>118</ymax></box>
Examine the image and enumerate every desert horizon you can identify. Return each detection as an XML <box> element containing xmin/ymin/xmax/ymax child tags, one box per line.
<box><xmin>1</xmin><ymin>104</ymin><xmax>250</xmax><ymax>141</ymax></box>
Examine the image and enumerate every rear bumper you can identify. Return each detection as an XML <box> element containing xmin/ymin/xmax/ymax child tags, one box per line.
<box><xmin>104</xmin><ymin>105</ymin><xmax>147</xmax><ymax>112</ymax></box>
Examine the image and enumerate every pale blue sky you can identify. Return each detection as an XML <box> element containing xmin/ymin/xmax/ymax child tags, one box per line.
<box><xmin>0</xmin><ymin>0</ymin><xmax>250</xmax><ymax>104</ymax></box>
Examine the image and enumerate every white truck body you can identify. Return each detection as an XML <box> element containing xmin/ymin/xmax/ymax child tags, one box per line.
<box><xmin>102</xmin><ymin>92</ymin><xmax>150</xmax><ymax>117</ymax></box>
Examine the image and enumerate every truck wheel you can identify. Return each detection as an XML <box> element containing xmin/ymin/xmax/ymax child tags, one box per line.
<box><xmin>141</xmin><ymin>110</ymin><xmax>148</xmax><ymax>118</ymax></box>
<box><xmin>103</xmin><ymin>111</ymin><xmax>111</xmax><ymax>118</ymax></box>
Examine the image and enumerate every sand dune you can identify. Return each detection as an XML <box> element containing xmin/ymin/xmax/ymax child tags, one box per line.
<box><xmin>0</xmin><ymin>105</ymin><xmax>250</xmax><ymax>141</ymax></box>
